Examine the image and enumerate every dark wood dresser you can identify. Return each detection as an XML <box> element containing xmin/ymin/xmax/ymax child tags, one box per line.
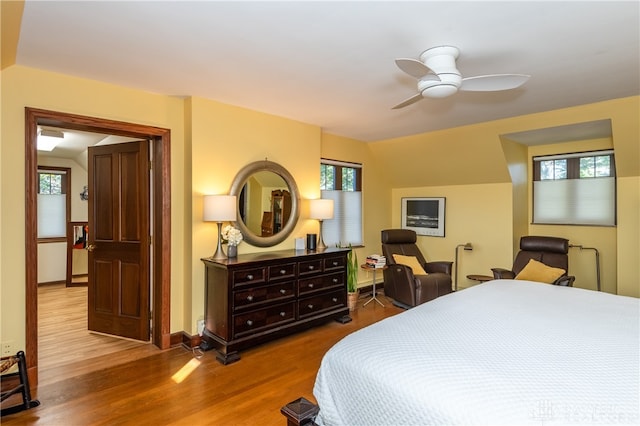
<box><xmin>201</xmin><ymin>248</ymin><xmax>351</xmax><ymax>364</ymax></box>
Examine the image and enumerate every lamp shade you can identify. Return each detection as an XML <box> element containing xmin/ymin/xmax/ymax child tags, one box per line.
<box><xmin>310</xmin><ymin>199</ymin><xmax>334</xmax><ymax>220</ymax></box>
<box><xmin>203</xmin><ymin>195</ymin><xmax>236</xmax><ymax>222</ymax></box>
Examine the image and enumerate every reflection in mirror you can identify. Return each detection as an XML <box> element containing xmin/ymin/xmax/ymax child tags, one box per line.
<box><xmin>230</xmin><ymin>160</ymin><xmax>300</xmax><ymax>247</ymax></box>
<box><xmin>238</xmin><ymin>171</ymin><xmax>290</xmax><ymax>236</ymax></box>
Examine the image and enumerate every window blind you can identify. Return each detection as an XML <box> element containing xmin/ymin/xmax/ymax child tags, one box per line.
<box><xmin>533</xmin><ymin>177</ymin><xmax>615</xmax><ymax>226</ymax></box>
<box><xmin>321</xmin><ymin>190</ymin><xmax>363</xmax><ymax>246</ymax></box>
<box><xmin>37</xmin><ymin>194</ymin><xmax>67</xmax><ymax>238</ymax></box>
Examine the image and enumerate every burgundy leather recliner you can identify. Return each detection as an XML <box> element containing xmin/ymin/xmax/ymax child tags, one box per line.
<box><xmin>381</xmin><ymin>229</ymin><xmax>453</xmax><ymax>309</ymax></box>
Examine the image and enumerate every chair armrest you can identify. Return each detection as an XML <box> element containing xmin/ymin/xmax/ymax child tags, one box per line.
<box><xmin>425</xmin><ymin>261</ymin><xmax>453</xmax><ymax>275</ymax></box>
<box><xmin>553</xmin><ymin>275</ymin><xmax>575</xmax><ymax>287</ymax></box>
<box><xmin>384</xmin><ymin>264</ymin><xmax>419</xmax><ymax>307</ymax></box>
<box><xmin>491</xmin><ymin>268</ymin><xmax>515</xmax><ymax>279</ymax></box>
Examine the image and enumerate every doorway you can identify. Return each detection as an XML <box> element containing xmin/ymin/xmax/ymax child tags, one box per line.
<box><xmin>25</xmin><ymin>108</ymin><xmax>171</xmax><ymax>385</ymax></box>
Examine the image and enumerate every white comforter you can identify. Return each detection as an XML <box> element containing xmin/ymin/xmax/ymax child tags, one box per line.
<box><xmin>313</xmin><ymin>280</ymin><xmax>639</xmax><ymax>425</ymax></box>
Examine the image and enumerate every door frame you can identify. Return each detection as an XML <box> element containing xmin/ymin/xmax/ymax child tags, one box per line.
<box><xmin>25</xmin><ymin>107</ymin><xmax>172</xmax><ymax>384</ymax></box>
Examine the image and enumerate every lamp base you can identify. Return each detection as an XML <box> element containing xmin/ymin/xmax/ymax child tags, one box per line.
<box><xmin>317</xmin><ymin>237</ymin><xmax>327</xmax><ymax>250</ymax></box>
<box><xmin>211</xmin><ymin>222</ymin><xmax>227</xmax><ymax>261</ymax></box>
<box><xmin>317</xmin><ymin>221</ymin><xmax>327</xmax><ymax>250</ymax></box>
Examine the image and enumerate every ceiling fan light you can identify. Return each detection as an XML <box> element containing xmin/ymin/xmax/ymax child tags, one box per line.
<box><xmin>423</xmin><ymin>84</ymin><xmax>458</xmax><ymax>98</ymax></box>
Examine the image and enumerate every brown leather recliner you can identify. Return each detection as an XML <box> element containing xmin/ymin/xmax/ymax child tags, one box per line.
<box><xmin>381</xmin><ymin>229</ymin><xmax>453</xmax><ymax>309</ymax></box>
<box><xmin>491</xmin><ymin>236</ymin><xmax>575</xmax><ymax>286</ymax></box>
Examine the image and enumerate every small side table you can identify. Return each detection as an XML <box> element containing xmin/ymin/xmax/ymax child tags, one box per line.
<box><xmin>361</xmin><ymin>264</ymin><xmax>387</xmax><ymax>307</ymax></box>
<box><xmin>467</xmin><ymin>274</ymin><xmax>494</xmax><ymax>284</ymax></box>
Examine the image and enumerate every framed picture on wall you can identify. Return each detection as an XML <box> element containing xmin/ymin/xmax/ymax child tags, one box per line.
<box><xmin>401</xmin><ymin>197</ymin><xmax>446</xmax><ymax>237</ymax></box>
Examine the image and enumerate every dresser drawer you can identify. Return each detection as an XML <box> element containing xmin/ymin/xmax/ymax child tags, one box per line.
<box><xmin>298</xmin><ymin>289</ymin><xmax>345</xmax><ymax>319</ymax></box>
<box><xmin>201</xmin><ymin>249</ymin><xmax>350</xmax><ymax>365</ymax></box>
<box><xmin>233</xmin><ymin>302</ymin><xmax>296</xmax><ymax>338</ymax></box>
<box><xmin>298</xmin><ymin>272</ymin><xmax>344</xmax><ymax>295</ymax></box>
<box><xmin>298</xmin><ymin>259</ymin><xmax>323</xmax><ymax>276</ymax></box>
<box><xmin>233</xmin><ymin>281</ymin><xmax>296</xmax><ymax>310</ymax></box>
<box><xmin>232</xmin><ymin>267</ymin><xmax>266</xmax><ymax>287</ymax></box>
<box><xmin>324</xmin><ymin>255</ymin><xmax>346</xmax><ymax>271</ymax></box>
<box><xmin>268</xmin><ymin>262</ymin><xmax>296</xmax><ymax>281</ymax></box>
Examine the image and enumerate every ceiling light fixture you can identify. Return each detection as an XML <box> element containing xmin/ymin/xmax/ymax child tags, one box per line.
<box><xmin>37</xmin><ymin>129</ymin><xmax>65</xmax><ymax>151</ymax></box>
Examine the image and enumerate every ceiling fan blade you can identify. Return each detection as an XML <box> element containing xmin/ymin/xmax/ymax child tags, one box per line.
<box><xmin>392</xmin><ymin>93</ymin><xmax>424</xmax><ymax>110</ymax></box>
<box><xmin>459</xmin><ymin>74</ymin><xmax>530</xmax><ymax>92</ymax></box>
<box><xmin>395</xmin><ymin>58</ymin><xmax>431</xmax><ymax>79</ymax></box>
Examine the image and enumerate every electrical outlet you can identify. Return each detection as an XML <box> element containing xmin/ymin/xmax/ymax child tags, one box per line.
<box><xmin>197</xmin><ymin>320</ymin><xmax>205</xmax><ymax>336</ymax></box>
<box><xmin>1</xmin><ymin>340</ymin><xmax>15</xmax><ymax>356</ymax></box>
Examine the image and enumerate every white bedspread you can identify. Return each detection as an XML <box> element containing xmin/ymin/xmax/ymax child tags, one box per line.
<box><xmin>313</xmin><ymin>280</ymin><xmax>639</xmax><ymax>425</ymax></box>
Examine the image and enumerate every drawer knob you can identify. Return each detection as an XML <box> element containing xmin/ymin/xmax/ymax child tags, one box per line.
<box><xmin>246</xmin><ymin>320</ymin><xmax>253</xmax><ymax>326</ymax></box>
<box><xmin>332</xmin><ymin>261</ymin><xmax>338</xmax><ymax>266</ymax></box>
<box><xmin>308</xmin><ymin>265</ymin><xmax>315</xmax><ymax>270</ymax></box>
<box><xmin>246</xmin><ymin>295</ymin><xmax>254</xmax><ymax>302</ymax></box>
<box><xmin>279</xmin><ymin>269</ymin><xmax>286</xmax><ymax>275</ymax></box>
<box><xmin>280</xmin><ymin>289</ymin><xmax>286</xmax><ymax>294</ymax></box>
<box><xmin>280</xmin><ymin>311</ymin><xmax>286</xmax><ymax>317</ymax></box>
<box><xmin>307</xmin><ymin>304</ymin><xmax>314</xmax><ymax>310</ymax></box>
<box><xmin>247</xmin><ymin>274</ymin><xmax>254</xmax><ymax>280</ymax></box>
<box><xmin>332</xmin><ymin>297</ymin><xmax>338</xmax><ymax>302</ymax></box>
<box><xmin>308</xmin><ymin>283</ymin><xmax>314</xmax><ymax>288</ymax></box>
<box><xmin>332</xmin><ymin>278</ymin><xmax>338</xmax><ymax>283</ymax></box>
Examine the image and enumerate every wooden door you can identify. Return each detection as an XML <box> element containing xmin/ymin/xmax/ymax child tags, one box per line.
<box><xmin>87</xmin><ymin>141</ymin><xmax>150</xmax><ymax>341</ymax></box>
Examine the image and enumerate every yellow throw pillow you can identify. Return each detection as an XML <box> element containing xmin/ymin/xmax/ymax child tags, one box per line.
<box><xmin>515</xmin><ymin>259</ymin><xmax>565</xmax><ymax>284</ymax></box>
<box><xmin>392</xmin><ymin>254</ymin><xmax>427</xmax><ymax>275</ymax></box>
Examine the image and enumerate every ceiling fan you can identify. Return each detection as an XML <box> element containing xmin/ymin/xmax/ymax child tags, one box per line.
<box><xmin>392</xmin><ymin>46</ymin><xmax>530</xmax><ymax>109</ymax></box>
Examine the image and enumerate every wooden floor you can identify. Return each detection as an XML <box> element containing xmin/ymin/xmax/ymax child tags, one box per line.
<box><xmin>3</xmin><ymin>287</ymin><xmax>402</xmax><ymax>425</ymax></box>
<box><xmin>37</xmin><ymin>283</ymin><xmax>155</xmax><ymax>386</ymax></box>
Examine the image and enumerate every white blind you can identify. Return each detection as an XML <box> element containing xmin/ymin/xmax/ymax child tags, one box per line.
<box><xmin>321</xmin><ymin>190</ymin><xmax>362</xmax><ymax>246</ymax></box>
<box><xmin>533</xmin><ymin>177</ymin><xmax>615</xmax><ymax>226</ymax></box>
<box><xmin>37</xmin><ymin>194</ymin><xmax>67</xmax><ymax>238</ymax></box>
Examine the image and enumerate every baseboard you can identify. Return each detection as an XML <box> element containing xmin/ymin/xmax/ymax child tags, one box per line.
<box><xmin>37</xmin><ymin>280</ymin><xmax>66</xmax><ymax>286</ymax></box>
<box><xmin>357</xmin><ymin>282</ymin><xmax>384</xmax><ymax>297</ymax></box>
<box><xmin>170</xmin><ymin>331</ymin><xmax>201</xmax><ymax>349</ymax></box>
<box><xmin>166</xmin><ymin>286</ymin><xmax>386</xmax><ymax>350</ymax></box>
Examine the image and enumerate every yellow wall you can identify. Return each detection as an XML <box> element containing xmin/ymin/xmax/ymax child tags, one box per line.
<box><xmin>320</xmin><ymin>133</ymin><xmax>393</xmax><ymax>287</ymax></box>
<box><xmin>617</xmin><ymin>176</ymin><xmax>640</xmax><ymax>297</ymax></box>
<box><xmin>500</xmin><ymin>138</ymin><xmax>529</xmax><ymax>253</ymax></box>
<box><xmin>392</xmin><ymin>183</ymin><xmax>514</xmax><ymax>290</ymax></box>
<box><xmin>528</xmin><ymin>138</ymin><xmax>616</xmax><ymax>294</ymax></box>
<box><xmin>188</xmin><ymin>96</ymin><xmax>323</xmax><ymax>333</ymax></box>
<box><xmin>1</xmin><ymin>62</ymin><xmax>638</xmax><ymax>353</ymax></box>
<box><xmin>377</xmin><ymin>97</ymin><xmax>639</xmax><ymax>297</ymax></box>
<box><xmin>1</xmin><ymin>65</ymin><xmax>187</xmax><ymax>347</ymax></box>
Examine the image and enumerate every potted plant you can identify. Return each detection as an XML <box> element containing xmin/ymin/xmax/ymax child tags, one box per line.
<box><xmin>346</xmin><ymin>246</ymin><xmax>359</xmax><ymax>311</ymax></box>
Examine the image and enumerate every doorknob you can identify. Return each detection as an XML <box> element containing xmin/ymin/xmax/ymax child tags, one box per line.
<box><xmin>86</xmin><ymin>244</ymin><xmax>97</xmax><ymax>252</ymax></box>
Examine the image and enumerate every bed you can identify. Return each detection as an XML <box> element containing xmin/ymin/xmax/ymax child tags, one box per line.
<box><xmin>312</xmin><ymin>280</ymin><xmax>639</xmax><ymax>425</ymax></box>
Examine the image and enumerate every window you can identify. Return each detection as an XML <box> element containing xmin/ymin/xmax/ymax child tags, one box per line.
<box><xmin>320</xmin><ymin>159</ymin><xmax>363</xmax><ymax>246</ymax></box>
<box><xmin>37</xmin><ymin>167</ymin><xmax>70</xmax><ymax>239</ymax></box>
<box><xmin>533</xmin><ymin>150</ymin><xmax>615</xmax><ymax>226</ymax></box>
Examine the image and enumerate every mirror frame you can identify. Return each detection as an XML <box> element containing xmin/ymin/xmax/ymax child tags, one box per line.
<box><xmin>229</xmin><ymin>160</ymin><xmax>300</xmax><ymax>247</ymax></box>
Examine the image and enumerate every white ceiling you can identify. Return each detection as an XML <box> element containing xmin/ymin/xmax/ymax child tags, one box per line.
<box><xmin>17</xmin><ymin>1</ymin><xmax>639</xmax><ymax>143</ymax></box>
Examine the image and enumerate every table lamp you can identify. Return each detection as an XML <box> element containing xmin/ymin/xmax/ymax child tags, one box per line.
<box><xmin>309</xmin><ymin>199</ymin><xmax>334</xmax><ymax>249</ymax></box>
<box><xmin>204</xmin><ymin>194</ymin><xmax>237</xmax><ymax>260</ymax></box>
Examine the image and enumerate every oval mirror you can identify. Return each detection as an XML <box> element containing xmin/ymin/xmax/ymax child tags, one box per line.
<box><xmin>229</xmin><ymin>160</ymin><xmax>300</xmax><ymax>247</ymax></box>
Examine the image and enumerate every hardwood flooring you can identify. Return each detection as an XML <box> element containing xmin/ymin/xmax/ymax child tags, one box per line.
<box><xmin>37</xmin><ymin>284</ymin><xmax>154</xmax><ymax>387</ymax></box>
<box><xmin>3</xmin><ymin>287</ymin><xmax>402</xmax><ymax>425</ymax></box>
